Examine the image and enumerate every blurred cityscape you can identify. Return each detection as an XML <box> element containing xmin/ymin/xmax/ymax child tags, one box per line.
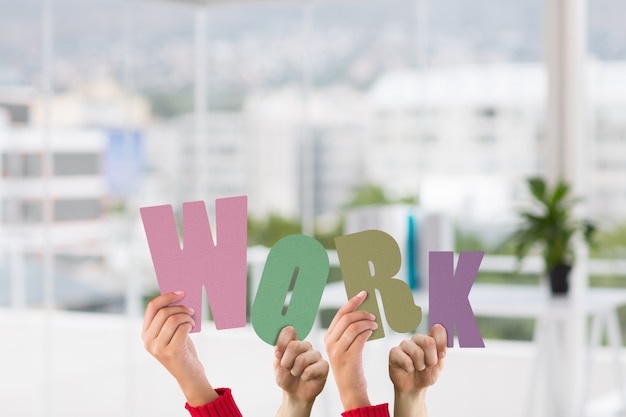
<box><xmin>0</xmin><ymin>0</ymin><xmax>625</xmax><ymax>313</ymax></box>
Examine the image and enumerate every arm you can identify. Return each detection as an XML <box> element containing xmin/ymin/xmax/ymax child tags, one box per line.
<box><xmin>388</xmin><ymin>324</ymin><xmax>447</xmax><ymax>417</ymax></box>
<box><xmin>142</xmin><ymin>291</ymin><xmax>218</xmax><ymax>407</ymax></box>
<box><xmin>274</xmin><ymin>326</ymin><xmax>329</xmax><ymax>417</ymax></box>
<box><xmin>323</xmin><ymin>291</ymin><xmax>380</xmax><ymax>411</ymax></box>
<box><xmin>143</xmin><ymin>291</ymin><xmax>243</xmax><ymax>417</ymax></box>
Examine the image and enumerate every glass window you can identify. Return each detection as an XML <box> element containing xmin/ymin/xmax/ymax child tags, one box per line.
<box><xmin>54</xmin><ymin>198</ymin><xmax>102</xmax><ymax>221</ymax></box>
<box><xmin>1</xmin><ymin>153</ymin><xmax>42</xmax><ymax>178</ymax></box>
<box><xmin>54</xmin><ymin>153</ymin><xmax>101</xmax><ymax>176</ymax></box>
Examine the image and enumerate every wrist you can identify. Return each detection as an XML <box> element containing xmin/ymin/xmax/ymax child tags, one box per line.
<box><xmin>393</xmin><ymin>388</ymin><xmax>427</xmax><ymax>416</ymax></box>
<box><xmin>341</xmin><ymin>393</ymin><xmax>371</xmax><ymax>411</ymax></box>
<box><xmin>177</xmin><ymin>375</ymin><xmax>219</xmax><ymax>407</ymax></box>
<box><xmin>277</xmin><ymin>393</ymin><xmax>314</xmax><ymax>417</ymax></box>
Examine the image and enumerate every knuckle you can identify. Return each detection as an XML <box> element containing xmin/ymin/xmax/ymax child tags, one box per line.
<box><xmin>422</xmin><ymin>337</ymin><xmax>436</xmax><ymax>350</ymax></box>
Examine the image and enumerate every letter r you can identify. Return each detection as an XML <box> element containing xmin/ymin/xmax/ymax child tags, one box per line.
<box><xmin>336</xmin><ymin>230</ymin><xmax>422</xmax><ymax>340</ymax></box>
<box><xmin>429</xmin><ymin>251</ymin><xmax>485</xmax><ymax>347</ymax></box>
<box><xmin>140</xmin><ymin>197</ymin><xmax>248</xmax><ymax>332</ymax></box>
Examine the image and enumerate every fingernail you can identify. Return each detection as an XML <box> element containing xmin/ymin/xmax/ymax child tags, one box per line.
<box><xmin>189</xmin><ymin>308</ymin><xmax>195</xmax><ymax>315</ymax></box>
<box><xmin>275</xmin><ymin>350</ymin><xmax>283</xmax><ymax>359</ymax></box>
<box><xmin>174</xmin><ymin>290</ymin><xmax>184</xmax><ymax>296</ymax></box>
<box><xmin>357</xmin><ymin>290</ymin><xmax>367</xmax><ymax>298</ymax></box>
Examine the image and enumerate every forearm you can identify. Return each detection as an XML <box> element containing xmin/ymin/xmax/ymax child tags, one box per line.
<box><xmin>177</xmin><ymin>374</ymin><xmax>219</xmax><ymax>407</ymax></box>
<box><xmin>275</xmin><ymin>393</ymin><xmax>314</xmax><ymax>417</ymax></box>
<box><xmin>340</xmin><ymin>392</ymin><xmax>371</xmax><ymax>412</ymax></box>
<box><xmin>393</xmin><ymin>389</ymin><xmax>427</xmax><ymax>417</ymax></box>
<box><xmin>335</xmin><ymin>377</ymin><xmax>371</xmax><ymax>411</ymax></box>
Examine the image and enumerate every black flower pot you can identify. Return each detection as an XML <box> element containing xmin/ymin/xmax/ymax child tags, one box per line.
<box><xmin>549</xmin><ymin>263</ymin><xmax>572</xmax><ymax>295</ymax></box>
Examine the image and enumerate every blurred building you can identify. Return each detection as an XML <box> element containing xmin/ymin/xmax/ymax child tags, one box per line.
<box><xmin>588</xmin><ymin>61</ymin><xmax>626</xmax><ymax>222</ymax></box>
<box><xmin>29</xmin><ymin>77</ymin><xmax>151</xmax><ymax>129</ymax></box>
<box><xmin>368</xmin><ymin>60</ymin><xmax>626</xmax><ymax>228</ymax></box>
<box><xmin>143</xmin><ymin>86</ymin><xmax>369</xmax><ymax>225</ymax></box>
<box><xmin>141</xmin><ymin>60</ymin><xmax>626</xmax><ymax>232</ymax></box>
<box><xmin>0</xmin><ymin>78</ymin><xmax>151</xmax><ymax>310</ymax></box>
<box><xmin>142</xmin><ymin>112</ymin><xmax>250</xmax><ymax>213</ymax></box>
<box><xmin>244</xmin><ymin>86</ymin><xmax>369</xmax><ymax>222</ymax></box>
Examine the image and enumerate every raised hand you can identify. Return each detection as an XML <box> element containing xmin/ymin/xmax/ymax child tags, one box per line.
<box><xmin>274</xmin><ymin>326</ymin><xmax>329</xmax><ymax>417</ymax></box>
<box><xmin>142</xmin><ymin>291</ymin><xmax>217</xmax><ymax>406</ymax></box>
<box><xmin>324</xmin><ymin>291</ymin><xmax>378</xmax><ymax>411</ymax></box>
<box><xmin>388</xmin><ymin>324</ymin><xmax>447</xmax><ymax>417</ymax></box>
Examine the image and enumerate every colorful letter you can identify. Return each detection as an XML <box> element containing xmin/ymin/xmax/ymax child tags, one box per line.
<box><xmin>429</xmin><ymin>251</ymin><xmax>485</xmax><ymax>347</ymax></box>
<box><xmin>335</xmin><ymin>230</ymin><xmax>422</xmax><ymax>340</ymax></box>
<box><xmin>140</xmin><ymin>197</ymin><xmax>248</xmax><ymax>332</ymax></box>
<box><xmin>252</xmin><ymin>235</ymin><xmax>329</xmax><ymax>345</ymax></box>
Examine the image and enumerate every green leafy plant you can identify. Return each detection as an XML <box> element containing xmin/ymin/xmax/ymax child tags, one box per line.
<box><xmin>506</xmin><ymin>176</ymin><xmax>595</xmax><ymax>277</ymax></box>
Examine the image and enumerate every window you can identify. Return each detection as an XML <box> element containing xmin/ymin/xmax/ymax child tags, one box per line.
<box><xmin>54</xmin><ymin>198</ymin><xmax>102</xmax><ymax>221</ymax></box>
<box><xmin>1</xmin><ymin>153</ymin><xmax>42</xmax><ymax>178</ymax></box>
<box><xmin>54</xmin><ymin>153</ymin><xmax>101</xmax><ymax>176</ymax></box>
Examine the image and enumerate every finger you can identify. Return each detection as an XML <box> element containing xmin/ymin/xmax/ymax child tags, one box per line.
<box><xmin>430</xmin><ymin>323</ymin><xmax>448</xmax><ymax>360</ymax></box>
<box><xmin>275</xmin><ymin>326</ymin><xmax>298</xmax><ymax>360</ymax></box>
<box><xmin>409</xmin><ymin>334</ymin><xmax>437</xmax><ymax>369</ymax></box>
<box><xmin>287</xmin><ymin>347</ymin><xmax>321</xmax><ymax>377</ymax></box>
<box><xmin>325</xmin><ymin>310</ymin><xmax>376</xmax><ymax>346</ymax></box>
<box><xmin>397</xmin><ymin>338</ymin><xmax>425</xmax><ymax>371</ymax></box>
<box><xmin>147</xmin><ymin>312</ymin><xmax>195</xmax><ymax>353</ymax></box>
<box><xmin>329</xmin><ymin>317</ymin><xmax>377</xmax><ymax>355</ymax></box>
<box><xmin>300</xmin><ymin>357</ymin><xmax>330</xmax><ymax>382</ymax></box>
<box><xmin>143</xmin><ymin>305</ymin><xmax>195</xmax><ymax>345</ymax></box>
<box><xmin>143</xmin><ymin>291</ymin><xmax>187</xmax><ymax>333</ymax></box>
<box><xmin>389</xmin><ymin>346</ymin><xmax>415</xmax><ymax>373</ymax></box>
<box><xmin>325</xmin><ymin>290</ymin><xmax>368</xmax><ymax>336</ymax></box>
<box><xmin>168</xmin><ymin>318</ymin><xmax>194</xmax><ymax>349</ymax></box>
<box><xmin>281</xmin><ymin>340</ymin><xmax>312</xmax><ymax>372</ymax></box>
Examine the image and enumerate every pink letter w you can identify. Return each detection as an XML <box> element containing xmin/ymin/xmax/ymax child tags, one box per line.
<box><xmin>140</xmin><ymin>197</ymin><xmax>248</xmax><ymax>332</ymax></box>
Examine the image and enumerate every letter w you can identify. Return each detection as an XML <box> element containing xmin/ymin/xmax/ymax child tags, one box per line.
<box><xmin>140</xmin><ymin>197</ymin><xmax>247</xmax><ymax>332</ymax></box>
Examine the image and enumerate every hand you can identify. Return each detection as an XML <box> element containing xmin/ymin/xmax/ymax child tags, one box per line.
<box><xmin>142</xmin><ymin>291</ymin><xmax>218</xmax><ymax>406</ymax></box>
<box><xmin>388</xmin><ymin>324</ymin><xmax>447</xmax><ymax>417</ymax></box>
<box><xmin>274</xmin><ymin>326</ymin><xmax>329</xmax><ymax>417</ymax></box>
<box><xmin>323</xmin><ymin>291</ymin><xmax>378</xmax><ymax>411</ymax></box>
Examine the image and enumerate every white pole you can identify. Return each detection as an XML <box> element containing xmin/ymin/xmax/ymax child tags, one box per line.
<box><xmin>41</xmin><ymin>0</ymin><xmax>55</xmax><ymax>315</ymax></box>
<box><xmin>41</xmin><ymin>0</ymin><xmax>55</xmax><ymax>416</ymax></box>
<box><xmin>194</xmin><ymin>6</ymin><xmax>209</xmax><ymax>201</ymax></box>
<box><xmin>123</xmin><ymin>0</ymin><xmax>141</xmax><ymax>323</ymax></box>
<box><xmin>414</xmin><ymin>0</ymin><xmax>429</xmax><ymax>189</ymax></box>
<box><xmin>415</xmin><ymin>0</ymin><xmax>429</xmax><ymax>70</ymax></box>
<box><xmin>544</xmin><ymin>0</ymin><xmax>589</xmax><ymax>415</ymax></box>
<box><xmin>194</xmin><ymin>5</ymin><xmax>211</xmax><ymax>321</ymax></box>
<box><xmin>300</xmin><ymin>0</ymin><xmax>314</xmax><ymax>237</ymax></box>
<box><xmin>122</xmin><ymin>2</ymin><xmax>140</xmax><ymax>416</ymax></box>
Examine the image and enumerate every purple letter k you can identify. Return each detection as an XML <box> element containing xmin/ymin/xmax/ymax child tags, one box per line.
<box><xmin>429</xmin><ymin>251</ymin><xmax>485</xmax><ymax>348</ymax></box>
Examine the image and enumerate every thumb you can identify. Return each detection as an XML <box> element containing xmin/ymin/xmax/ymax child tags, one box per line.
<box><xmin>429</xmin><ymin>323</ymin><xmax>448</xmax><ymax>359</ymax></box>
<box><xmin>275</xmin><ymin>326</ymin><xmax>297</xmax><ymax>359</ymax></box>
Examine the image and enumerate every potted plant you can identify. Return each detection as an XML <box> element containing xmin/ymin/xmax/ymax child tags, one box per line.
<box><xmin>504</xmin><ymin>176</ymin><xmax>595</xmax><ymax>295</ymax></box>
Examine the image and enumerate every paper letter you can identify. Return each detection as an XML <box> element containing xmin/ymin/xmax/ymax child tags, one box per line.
<box><xmin>252</xmin><ymin>235</ymin><xmax>329</xmax><ymax>345</ymax></box>
<box><xmin>429</xmin><ymin>251</ymin><xmax>485</xmax><ymax>347</ymax></box>
<box><xmin>140</xmin><ymin>197</ymin><xmax>248</xmax><ymax>332</ymax></box>
<box><xmin>335</xmin><ymin>230</ymin><xmax>422</xmax><ymax>340</ymax></box>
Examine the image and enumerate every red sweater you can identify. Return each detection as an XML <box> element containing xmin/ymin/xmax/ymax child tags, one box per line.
<box><xmin>185</xmin><ymin>388</ymin><xmax>390</xmax><ymax>417</ymax></box>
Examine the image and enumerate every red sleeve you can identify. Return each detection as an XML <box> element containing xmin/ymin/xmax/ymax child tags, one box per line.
<box><xmin>185</xmin><ymin>388</ymin><xmax>243</xmax><ymax>417</ymax></box>
<box><xmin>341</xmin><ymin>403</ymin><xmax>390</xmax><ymax>417</ymax></box>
